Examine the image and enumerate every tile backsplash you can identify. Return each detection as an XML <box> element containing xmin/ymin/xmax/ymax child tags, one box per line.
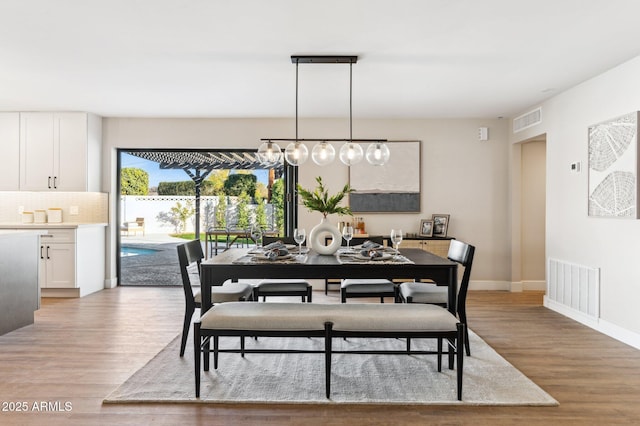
<box><xmin>0</xmin><ymin>192</ymin><xmax>108</xmax><ymax>223</ymax></box>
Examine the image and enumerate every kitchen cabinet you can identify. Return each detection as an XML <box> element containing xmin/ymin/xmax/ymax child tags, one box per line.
<box><xmin>40</xmin><ymin>235</ymin><xmax>75</xmax><ymax>288</ymax></box>
<box><xmin>36</xmin><ymin>226</ymin><xmax>105</xmax><ymax>297</ymax></box>
<box><xmin>19</xmin><ymin>112</ymin><xmax>101</xmax><ymax>191</ymax></box>
<box><xmin>0</xmin><ymin>113</ymin><xmax>20</xmax><ymax>190</ymax></box>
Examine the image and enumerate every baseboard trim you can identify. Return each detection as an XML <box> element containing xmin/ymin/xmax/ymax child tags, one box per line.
<box><xmin>469</xmin><ymin>280</ymin><xmax>511</xmax><ymax>291</ymax></box>
<box><xmin>522</xmin><ymin>280</ymin><xmax>546</xmax><ymax>291</ymax></box>
<box><xmin>41</xmin><ymin>288</ymin><xmax>80</xmax><ymax>298</ymax></box>
<box><xmin>544</xmin><ymin>296</ymin><xmax>640</xmax><ymax>350</ymax></box>
<box><xmin>104</xmin><ymin>277</ymin><xmax>118</xmax><ymax>289</ymax></box>
<box><xmin>596</xmin><ymin>319</ymin><xmax>640</xmax><ymax>350</ymax></box>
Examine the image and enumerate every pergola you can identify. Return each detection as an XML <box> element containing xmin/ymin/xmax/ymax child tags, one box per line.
<box><xmin>124</xmin><ymin>150</ymin><xmax>285</xmax><ymax>237</ymax></box>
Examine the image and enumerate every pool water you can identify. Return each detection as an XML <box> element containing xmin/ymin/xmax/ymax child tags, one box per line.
<box><xmin>120</xmin><ymin>247</ymin><xmax>160</xmax><ymax>257</ymax></box>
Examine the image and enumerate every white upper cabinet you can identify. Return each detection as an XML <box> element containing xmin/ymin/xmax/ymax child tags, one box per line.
<box><xmin>0</xmin><ymin>113</ymin><xmax>20</xmax><ymax>190</ymax></box>
<box><xmin>19</xmin><ymin>112</ymin><xmax>101</xmax><ymax>191</ymax></box>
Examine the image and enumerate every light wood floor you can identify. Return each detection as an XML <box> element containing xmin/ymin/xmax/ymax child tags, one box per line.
<box><xmin>1</xmin><ymin>288</ymin><xmax>639</xmax><ymax>425</ymax></box>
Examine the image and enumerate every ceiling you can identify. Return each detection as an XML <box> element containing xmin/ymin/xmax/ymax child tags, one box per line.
<box><xmin>2</xmin><ymin>0</ymin><xmax>640</xmax><ymax>119</ymax></box>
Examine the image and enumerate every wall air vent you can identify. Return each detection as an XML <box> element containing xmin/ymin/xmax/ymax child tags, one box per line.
<box><xmin>513</xmin><ymin>107</ymin><xmax>542</xmax><ymax>133</ymax></box>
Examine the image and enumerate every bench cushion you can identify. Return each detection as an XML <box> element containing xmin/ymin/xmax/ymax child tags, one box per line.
<box><xmin>200</xmin><ymin>302</ymin><xmax>330</xmax><ymax>331</ymax></box>
<box><xmin>199</xmin><ymin>302</ymin><xmax>458</xmax><ymax>333</ymax></box>
<box><xmin>329</xmin><ymin>304</ymin><xmax>458</xmax><ymax>332</ymax></box>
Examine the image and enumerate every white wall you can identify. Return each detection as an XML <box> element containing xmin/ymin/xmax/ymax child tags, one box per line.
<box><xmin>103</xmin><ymin>117</ymin><xmax>511</xmax><ymax>287</ymax></box>
<box><xmin>511</xmin><ymin>54</ymin><xmax>640</xmax><ymax>346</ymax></box>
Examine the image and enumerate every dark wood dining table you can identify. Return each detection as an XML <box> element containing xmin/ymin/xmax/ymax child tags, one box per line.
<box><xmin>199</xmin><ymin>248</ymin><xmax>459</xmax><ymax>315</ymax></box>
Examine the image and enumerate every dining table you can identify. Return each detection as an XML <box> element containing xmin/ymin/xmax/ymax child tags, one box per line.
<box><xmin>199</xmin><ymin>247</ymin><xmax>459</xmax><ymax>316</ymax></box>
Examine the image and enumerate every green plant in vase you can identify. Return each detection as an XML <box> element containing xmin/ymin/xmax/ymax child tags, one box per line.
<box><xmin>297</xmin><ymin>176</ymin><xmax>353</xmax><ymax>218</ymax></box>
<box><xmin>297</xmin><ymin>176</ymin><xmax>354</xmax><ymax>255</ymax></box>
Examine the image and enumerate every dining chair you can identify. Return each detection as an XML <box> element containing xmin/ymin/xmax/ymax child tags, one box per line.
<box><xmin>399</xmin><ymin>239</ymin><xmax>475</xmax><ymax>355</ymax></box>
<box><xmin>252</xmin><ymin>236</ymin><xmax>312</xmax><ymax>302</ymax></box>
<box><xmin>177</xmin><ymin>240</ymin><xmax>253</xmax><ymax>356</ymax></box>
<box><xmin>339</xmin><ymin>236</ymin><xmax>397</xmax><ymax>303</ymax></box>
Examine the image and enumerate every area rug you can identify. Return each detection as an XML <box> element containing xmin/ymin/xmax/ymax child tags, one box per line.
<box><xmin>104</xmin><ymin>331</ymin><xmax>557</xmax><ymax>406</ymax></box>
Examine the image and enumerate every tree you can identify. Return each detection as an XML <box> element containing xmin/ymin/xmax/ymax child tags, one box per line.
<box><xmin>235</xmin><ymin>191</ymin><xmax>251</xmax><ymax>229</ymax></box>
<box><xmin>156</xmin><ymin>200</ymin><xmax>195</xmax><ymax>233</ymax></box>
<box><xmin>158</xmin><ymin>180</ymin><xmax>215</xmax><ymax>195</ymax></box>
<box><xmin>121</xmin><ymin>168</ymin><xmax>149</xmax><ymax>195</ymax></box>
<box><xmin>255</xmin><ymin>181</ymin><xmax>268</xmax><ymax>200</ymax></box>
<box><xmin>224</xmin><ymin>174</ymin><xmax>257</xmax><ymax>197</ymax></box>
<box><xmin>254</xmin><ymin>196</ymin><xmax>267</xmax><ymax>229</ymax></box>
<box><xmin>215</xmin><ymin>194</ymin><xmax>227</xmax><ymax>228</ymax></box>
<box><xmin>207</xmin><ymin>170</ymin><xmax>230</xmax><ymax>195</ymax></box>
<box><xmin>271</xmin><ymin>178</ymin><xmax>285</xmax><ymax>234</ymax></box>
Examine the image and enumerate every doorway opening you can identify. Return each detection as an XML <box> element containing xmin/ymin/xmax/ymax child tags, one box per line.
<box><xmin>516</xmin><ymin>135</ymin><xmax>547</xmax><ymax>291</ymax></box>
<box><xmin>116</xmin><ymin>148</ymin><xmax>295</xmax><ymax>286</ymax></box>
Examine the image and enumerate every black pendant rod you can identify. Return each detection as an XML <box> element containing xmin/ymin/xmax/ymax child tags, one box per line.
<box><xmin>296</xmin><ymin>59</ymin><xmax>299</xmax><ymax>144</ymax></box>
<box><xmin>349</xmin><ymin>61</ymin><xmax>353</xmax><ymax>144</ymax></box>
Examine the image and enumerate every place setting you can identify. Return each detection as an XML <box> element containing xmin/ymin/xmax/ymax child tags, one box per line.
<box><xmin>337</xmin><ymin>229</ymin><xmax>414</xmax><ymax>264</ymax></box>
<box><xmin>236</xmin><ymin>226</ymin><xmax>308</xmax><ymax>264</ymax></box>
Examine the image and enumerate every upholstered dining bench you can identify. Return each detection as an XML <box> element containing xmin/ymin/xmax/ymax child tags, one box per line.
<box><xmin>194</xmin><ymin>302</ymin><xmax>465</xmax><ymax>400</ymax></box>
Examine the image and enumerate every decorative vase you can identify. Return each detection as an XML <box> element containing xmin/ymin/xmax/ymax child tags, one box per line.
<box><xmin>309</xmin><ymin>217</ymin><xmax>342</xmax><ymax>255</ymax></box>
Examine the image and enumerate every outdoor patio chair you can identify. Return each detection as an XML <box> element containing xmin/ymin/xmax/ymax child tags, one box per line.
<box><xmin>177</xmin><ymin>240</ymin><xmax>253</xmax><ymax>356</ymax></box>
<box><xmin>121</xmin><ymin>217</ymin><xmax>145</xmax><ymax>236</ymax></box>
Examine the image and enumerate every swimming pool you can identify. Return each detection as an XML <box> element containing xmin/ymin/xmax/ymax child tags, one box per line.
<box><xmin>120</xmin><ymin>247</ymin><xmax>160</xmax><ymax>257</ymax></box>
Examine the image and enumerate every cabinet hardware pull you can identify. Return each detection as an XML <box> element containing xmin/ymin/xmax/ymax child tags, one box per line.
<box><xmin>48</xmin><ymin>176</ymin><xmax>52</xmax><ymax>189</ymax></box>
<box><xmin>46</xmin><ymin>245</ymin><xmax>50</xmax><ymax>259</ymax></box>
<box><xmin>40</xmin><ymin>245</ymin><xmax>44</xmax><ymax>259</ymax></box>
<box><xmin>53</xmin><ymin>176</ymin><xmax>57</xmax><ymax>189</ymax></box>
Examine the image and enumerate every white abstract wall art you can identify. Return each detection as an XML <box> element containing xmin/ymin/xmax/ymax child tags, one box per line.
<box><xmin>349</xmin><ymin>141</ymin><xmax>421</xmax><ymax>213</ymax></box>
<box><xmin>588</xmin><ymin>111</ymin><xmax>639</xmax><ymax>218</ymax></box>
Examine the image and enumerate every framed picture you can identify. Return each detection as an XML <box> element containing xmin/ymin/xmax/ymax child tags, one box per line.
<box><xmin>419</xmin><ymin>219</ymin><xmax>434</xmax><ymax>237</ymax></box>
<box><xmin>588</xmin><ymin>111</ymin><xmax>639</xmax><ymax>218</ymax></box>
<box><xmin>349</xmin><ymin>141</ymin><xmax>421</xmax><ymax>212</ymax></box>
<box><xmin>432</xmin><ymin>214</ymin><xmax>450</xmax><ymax>237</ymax></box>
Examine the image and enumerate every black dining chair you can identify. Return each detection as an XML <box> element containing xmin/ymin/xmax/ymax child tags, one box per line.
<box><xmin>252</xmin><ymin>236</ymin><xmax>313</xmax><ymax>302</ymax></box>
<box><xmin>399</xmin><ymin>239</ymin><xmax>475</xmax><ymax>355</ymax></box>
<box><xmin>177</xmin><ymin>240</ymin><xmax>253</xmax><ymax>356</ymax></box>
<box><xmin>338</xmin><ymin>236</ymin><xmax>398</xmax><ymax>303</ymax></box>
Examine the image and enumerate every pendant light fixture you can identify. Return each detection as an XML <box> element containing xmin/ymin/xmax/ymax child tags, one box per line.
<box><xmin>338</xmin><ymin>61</ymin><xmax>364</xmax><ymax>166</ymax></box>
<box><xmin>311</xmin><ymin>141</ymin><xmax>336</xmax><ymax>166</ymax></box>
<box><xmin>257</xmin><ymin>140</ymin><xmax>282</xmax><ymax>166</ymax></box>
<box><xmin>260</xmin><ymin>55</ymin><xmax>389</xmax><ymax>167</ymax></box>
<box><xmin>365</xmin><ymin>141</ymin><xmax>391</xmax><ymax>166</ymax></box>
<box><xmin>283</xmin><ymin>59</ymin><xmax>309</xmax><ymax>166</ymax></box>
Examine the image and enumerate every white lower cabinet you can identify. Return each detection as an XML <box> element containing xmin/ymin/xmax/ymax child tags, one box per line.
<box><xmin>41</xmin><ymin>242</ymin><xmax>75</xmax><ymax>288</ymax></box>
<box><xmin>37</xmin><ymin>226</ymin><xmax>105</xmax><ymax>297</ymax></box>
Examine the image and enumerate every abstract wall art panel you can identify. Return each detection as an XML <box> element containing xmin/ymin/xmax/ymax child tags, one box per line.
<box><xmin>588</xmin><ymin>112</ymin><xmax>640</xmax><ymax>218</ymax></box>
<box><xmin>349</xmin><ymin>141</ymin><xmax>421</xmax><ymax>213</ymax></box>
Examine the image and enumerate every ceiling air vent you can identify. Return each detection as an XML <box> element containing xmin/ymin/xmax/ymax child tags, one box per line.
<box><xmin>513</xmin><ymin>107</ymin><xmax>542</xmax><ymax>133</ymax></box>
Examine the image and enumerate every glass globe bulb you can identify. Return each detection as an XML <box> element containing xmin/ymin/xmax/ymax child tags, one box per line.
<box><xmin>284</xmin><ymin>142</ymin><xmax>309</xmax><ymax>166</ymax></box>
<box><xmin>338</xmin><ymin>142</ymin><xmax>364</xmax><ymax>166</ymax></box>
<box><xmin>257</xmin><ymin>141</ymin><xmax>282</xmax><ymax>166</ymax></box>
<box><xmin>311</xmin><ymin>142</ymin><xmax>336</xmax><ymax>166</ymax></box>
<box><xmin>365</xmin><ymin>142</ymin><xmax>390</xmax><ymax>166</ymax></box>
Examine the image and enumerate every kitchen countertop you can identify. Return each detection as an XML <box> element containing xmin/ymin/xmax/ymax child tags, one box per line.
<box><xmin>0</xmin><ymin>223</ymin><xmax>107</xmax><ymax>229</ymax></box>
